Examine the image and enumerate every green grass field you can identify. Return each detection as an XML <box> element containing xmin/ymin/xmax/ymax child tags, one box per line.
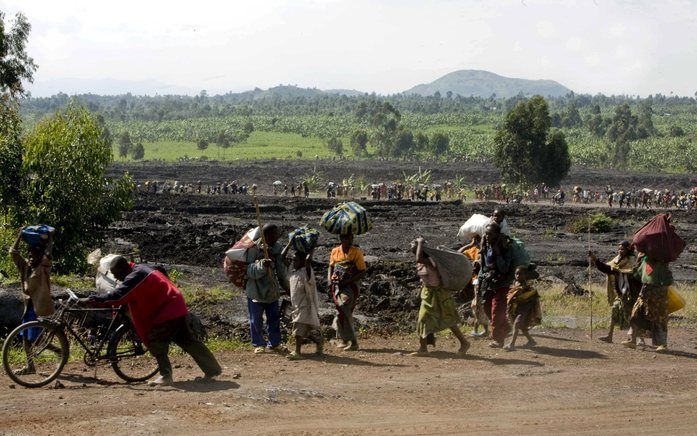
<box><xmin>114</xmin><ymin>131</ymin><xmax>343</xmax><ymax>162</ymax></box>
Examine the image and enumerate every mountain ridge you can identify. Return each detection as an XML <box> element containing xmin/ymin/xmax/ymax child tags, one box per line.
<box><xmin>403</xmin><ymin>69</ymin><xmax>572</xmax><ymax>98</ymax></box>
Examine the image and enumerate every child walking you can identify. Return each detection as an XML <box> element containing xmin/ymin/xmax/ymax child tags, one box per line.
<box><xmin>504</xmin><ymin>265</ymin><xmax>542</xmax><ymax>351</ymax></box>
<box><xmin>287</xmin><ymin>250</ymin><xmax>323</xmax><ymax>360</ymax></box>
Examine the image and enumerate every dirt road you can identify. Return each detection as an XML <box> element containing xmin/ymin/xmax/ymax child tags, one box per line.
<box><xmin>2</xmin><ymin>328</ymin><xmax>697</xmax><ymax>435</ymax></box>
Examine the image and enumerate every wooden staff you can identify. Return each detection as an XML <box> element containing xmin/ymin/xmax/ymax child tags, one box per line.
<box><xmin>588</xmin><ymin>214</ymin><xmax>593</xmax><ymax>339</ymax></box>
<box><xmin>253</xmin><ymin>194</ymin><xmax>273</xmax><ymax>279</ymax></box>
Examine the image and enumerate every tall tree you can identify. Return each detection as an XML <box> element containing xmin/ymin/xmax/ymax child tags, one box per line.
<box><xmin>0</xmin><ymin>96</ymin><xmax>22</xmax><ymax>214</ymax></box>
<box><xmin>636</xmin><ymin>100</ymin><xmax>657</xmax><ymax>138</ymax></box>
<box><xmin>21</xmin><ymin>105</ymin><xmax>134</xmax><ymax>271</ymax></box>
<box><xmin>605</xmin><ymin>104</ymin><xmax>637</xmax><ymax>168</ymax></box>
<box><xmin>350</xmin><ymin>129</ymin><xmax>368</xmax><ymax>156</ymax></box>
<box><xmin>327</xmin><ymin>137</ymin><xmax>343</xmax><ymax>156</ymax></box>
<box><xmin>561</xmin><ymin>101</ymin><xmax>582</xmax><ymax>128</ymax></box>
<box><xmin>493</xmin><ymin>95</ymin><xmax>571</xmax><ymax>187</ymax></box>
<box><xmin>0</xmin><ymin>12</ymin><xmax>37</xmax><ymax>97</ymax></box>
<box><xmin>429</xmin><ymin>133</ymin><xmax>449</xmax><ymax>156</ymax></box>
<box><xmin>585</xmin><ymin>104</ymin><xmax>606</xmax><ymax>136</ymax></box>
<box><xmin>0</xmin><ymin>11</ymin><xmax>36</xmax><ymax>213</ymax></box>
<box><xmin>130</xmin><ymin>142</ymin><xmax>145</xmax><ymax>160</ymax></box>
<box><xmin>118</xmin><ymin>131</ymin><xmax>132</xmax><ymax>158</ymax></box>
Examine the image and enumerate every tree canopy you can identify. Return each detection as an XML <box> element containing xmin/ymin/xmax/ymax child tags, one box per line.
<box><xmin>19</xmin><ymin>105</ymin><xmax>134</xmax><ymax>271</ymax></box>
<box><xmin>0</xmin><ymin>12</ymin><xmax>37</xmax><ymax>97</ymax></box>
<box><xmin>493</xmin><ymin>95</ymin><xmax>571</xmax><ymax>187</ymax></box>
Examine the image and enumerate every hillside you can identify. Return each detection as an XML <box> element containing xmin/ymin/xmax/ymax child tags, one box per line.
<box><xmin>404</xmin><ymin>69</ymin><xmax>572</xmax><ymax>98</ymax></box>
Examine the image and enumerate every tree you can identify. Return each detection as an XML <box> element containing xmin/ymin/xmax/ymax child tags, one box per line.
<box><xmin>415</xmin><ymin>132</ymin><xmax>429</xmax><ymax>152</ymax></box>
<box><xmin>585</xmin><ymin>104</ymin><xmax>606</xmax><ymax>136</ymax></box>
<box><xmin>350</xmin><ymin>129</ymin><xmax>368</xmax><ymax>156</ymax></box>
<box><xmin>636</xmin><ymin>100</ymin><xmax>657</xmax><ymax>138</ymax></box>
<box><xmin>19</xmin><ymin>105</ymin><xmax>134</xmax><ymax>272</ymax></box>
<box><xmin>243</xmin><ymin>121</ymin><xmax>254</xmax><ymax>135</ymax></box>
<box><xmin>561</xmin><ymin>101</ymin><xmax>582</xmax><ymax>128</ymax></box>
<box><xmin>327</xmin><ymin>137</ymin><xmax>343</xmax><ymax>156</ymax></box>
<box><xmin>118</xmin><ymin>131</ymin><xmax>132</xmax><ymax>158</ymax></box>
<box><xmin>0</xmin><ymin>12</ymin><xmax>37</xmax><ymax>97</ymax></box>
<box><xmin>131</xmin><ymin>142</ymin><xmax>145</xmax><ymax>160</ymax></box>
<box><xmin>429</xmin><ymin>133</ymin><xmax>449</xmax><ymax>156</ymax></box>
<box><xmin>393</xmin><ymin>129</ymin><xmax>415</xmax><ymax>158</ymax></box>
<box><xmin>493</xmin><ymin>95</ymin><xmax>571</xmax><ymax>187</ymax></box>
<box><xmin>605</xmin><ymin>104</ymin><xmax>638</xmax><ymax>168</ymax></box>
<box><xmin>0</xmin><ymin>96</ymin><xmax>23</xmax><ymax>214</ymax></box>
<box><xmin>669</xmin><ymin>125</ymin><xmax>685</xmax><ymax>137</ymax></box>
<box><xmin>197</xmin><ymin>138</ymin><xmax>209</xmax><ymax>151</ymax></box>
<box><xmin>0</xmin><ymin>11</ymin><xmax>35</xmax><ymax>215</ymax></box>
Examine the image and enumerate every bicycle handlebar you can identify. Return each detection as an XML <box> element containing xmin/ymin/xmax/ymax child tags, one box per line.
<box><xmin>65</xmin><ymin>288</ymin><xmax>79</xmax><ymax>303</ymax></box>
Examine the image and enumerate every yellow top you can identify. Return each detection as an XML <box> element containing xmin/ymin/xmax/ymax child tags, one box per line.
<box><xmin>330</xmin><ymin>246</ymin><xmax>367</xmax><ymax>271</ymax></box>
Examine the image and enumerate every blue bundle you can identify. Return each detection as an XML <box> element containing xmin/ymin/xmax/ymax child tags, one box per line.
<box><xmin>21</xmin><ymin>225</ymin><xmax>55</xmax><ymax>247</ymax></box>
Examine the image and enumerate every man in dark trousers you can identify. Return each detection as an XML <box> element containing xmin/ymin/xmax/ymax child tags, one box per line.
<box><xmin>82</xmin><ymin>256</ymin><xmax>221</xmax><ymax>386</ymax></box>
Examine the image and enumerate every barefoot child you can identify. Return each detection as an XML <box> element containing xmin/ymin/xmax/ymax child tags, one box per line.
<box><xmin>410</xmin><ymin>237</ymin><xmax>470</xmax><ymax>356</ymax></box>
<box><xmin>504</xmin><ymin>265</ymin><xmax>541</xmax><ymax>351</ymax></box>
<box><xmin>287</xmin><ymin>250</ymin><xmax>323</xmax><ymax>360</ymax></box>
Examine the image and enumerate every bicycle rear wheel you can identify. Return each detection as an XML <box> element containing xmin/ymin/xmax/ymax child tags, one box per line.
<box><xmin>2</xmin><ymin>321</ymin><xmax>69</xmax><ymax>388</ymax></box>
<box><xmin>108</xmin><ymin>325</ymin><xmax>159</xmax><ymax>382</ymax></box>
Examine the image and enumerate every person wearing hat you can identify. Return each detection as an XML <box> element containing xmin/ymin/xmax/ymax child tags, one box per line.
<box><xmin>82</xmin><ymin>256</ymin><xmax>221</xmax><ymax>386</ymax></box>
<box><xmin>589</xmin><ymin>240</ymin><xmax>642</xmax><ymax>344</ymax></box>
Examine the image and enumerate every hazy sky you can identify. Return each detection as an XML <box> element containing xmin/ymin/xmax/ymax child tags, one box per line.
<box><xmin>2</xmin><ymin>0</ymin><xmax>696</xmax><ymax>96</ymax></box>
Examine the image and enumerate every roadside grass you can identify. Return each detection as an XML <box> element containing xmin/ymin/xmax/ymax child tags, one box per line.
<box><xmin>537</xmin><ymin>282</ymin><xmax>697</xmax><ymax>330</ymax></box>
<box><xmin>52</xmin><ymin>275</ymin><xmax>94</xmax><ymax>289</ymax></box>
<box><xmin>114</xmin><ymin>131</ymin><xmax>342</xmax><ymax>162</ymax></box>
<box><xmin>180</xmin><ymin>285</ymin><xmax>239</xmax><ymax>307</ymax></box>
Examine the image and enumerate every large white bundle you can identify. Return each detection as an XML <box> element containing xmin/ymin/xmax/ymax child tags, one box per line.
<box><xmin>96</xmin><ymin>253</ymin><xmax>119</xmax><ymax>293</ymax></box>
<box><xmin>457</xmin><ymin>214</ymin><xmax>510</xmax><ymax>241</ymax></box>
<box><xmin>225</xmin><ymin>227</ymin><xmax>261</xmax><ymax>262</ymax></box>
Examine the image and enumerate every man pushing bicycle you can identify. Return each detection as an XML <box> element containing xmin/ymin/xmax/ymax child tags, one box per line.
<box><xmin>80</xmin><ymin>256</ymin><xmax>221</xmax><ymax>386</ymax></box>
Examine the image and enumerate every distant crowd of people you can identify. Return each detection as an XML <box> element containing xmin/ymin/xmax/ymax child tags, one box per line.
<box><xmin>134</xmin><ymin>178</ymin><xmax>696</xmax><ymax>212</ymax></box>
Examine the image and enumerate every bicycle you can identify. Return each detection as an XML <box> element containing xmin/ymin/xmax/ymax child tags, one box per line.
<box><xmin>2</xmin><ymin>289</ymin><xmax>158</xmax><ymax>388</ymax></box>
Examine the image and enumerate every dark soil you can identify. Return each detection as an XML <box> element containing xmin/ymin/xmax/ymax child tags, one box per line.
<box><xmin>109</xmin><ymin>159</ymin><xmax>697</xmax><ymax>193</ymax></box>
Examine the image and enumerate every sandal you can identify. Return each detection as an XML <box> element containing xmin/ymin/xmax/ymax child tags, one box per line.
<box><xmin>253</xmin><ymin>346</ymin><xmax>265</xmax><ymax>354</ymax></box>
<box><xmin>621</xmin><ymin>340</ymin><xmax>636</xmax><ymax>350</ymax></box>
<box><xmin>286</xmin><ymin>352</ymin><xmax>303</xmax><ymax>361</ymax></box>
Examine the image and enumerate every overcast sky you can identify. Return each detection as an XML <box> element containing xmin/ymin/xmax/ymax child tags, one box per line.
<box><xmin>2</xmin><ymin>0</ymin><xmax>696</xmax><ymax>97</ymax></box>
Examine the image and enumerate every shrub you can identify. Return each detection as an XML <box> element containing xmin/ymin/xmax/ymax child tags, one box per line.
<box><xmin>567</xmin><ymin>213</ymin><xmax>615</xmax><ymax>234</ymax></box>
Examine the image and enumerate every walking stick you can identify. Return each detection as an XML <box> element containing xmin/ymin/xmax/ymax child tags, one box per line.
<box><xmin>588</xmin><ymin>215</ymin><xmax>593</xmax><ymax>339</ymax></box>
<box><xmin>253</xmin><ymin>194</ymin><xmax>273</xmax><ymax>280</ymax></box>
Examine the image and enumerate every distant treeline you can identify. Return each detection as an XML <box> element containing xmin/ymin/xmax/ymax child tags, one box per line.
<box><xmin>18</xmin><ymin>87</ymin><xmax>697</xmax><ymax>172</ymax></box>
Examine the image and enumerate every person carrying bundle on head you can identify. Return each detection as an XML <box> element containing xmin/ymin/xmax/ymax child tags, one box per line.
<box><xmin>9</xmin><ymin>226</ymin><xmax>56</xmax><ymax>375</ymax></box>
<box><xmin>328</xmin><ymin>233</ymin><xmax>366</xmax><ymax>351</ymax></box>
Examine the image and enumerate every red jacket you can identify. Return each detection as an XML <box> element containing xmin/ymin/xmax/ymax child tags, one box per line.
<box><xmin>92</xmin><ymin>264</ymin><xmax>188</xmax><ymax>345</ymax></box>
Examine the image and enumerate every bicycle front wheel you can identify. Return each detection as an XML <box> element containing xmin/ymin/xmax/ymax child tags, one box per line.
<box><xmin>108</xmin><ymin>325</ymin><xmax>159</xmax><ymax>382</ymax></box>
<box><xmin>2</xmin><ymin>321</ymin><xmax>69</xmax><ymax>388</ymax></box>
